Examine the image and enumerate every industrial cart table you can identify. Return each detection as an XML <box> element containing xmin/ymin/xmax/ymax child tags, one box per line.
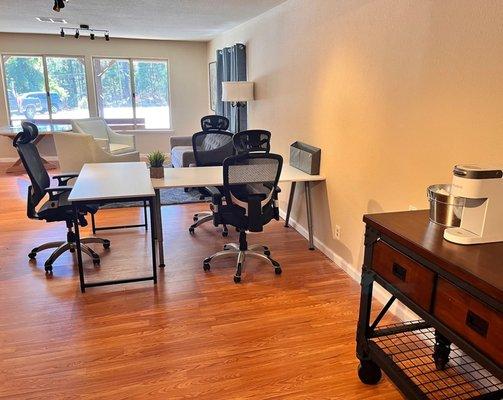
<box><xmin>356</xmin><ymin>210</ymin><xmax>502</xmax><ymax>399</ymax></box>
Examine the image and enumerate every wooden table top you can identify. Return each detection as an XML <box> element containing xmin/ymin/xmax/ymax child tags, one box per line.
<box><xmin>364</xmin><ymin>210</ymin><xmax>503</xmax><ymax>303</ymax></box>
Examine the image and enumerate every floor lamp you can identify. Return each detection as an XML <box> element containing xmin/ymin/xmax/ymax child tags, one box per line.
<box><xmin>222</xmin><ymin>81</ymin><xmax>254</xmax><ymax>133</ymax></box>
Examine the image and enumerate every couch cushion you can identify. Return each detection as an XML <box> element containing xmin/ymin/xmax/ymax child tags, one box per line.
<box><xmin>109</xmin><ymin>143</ymin><xmax>134</xmax><ymax>155</ymax></box>
<box><xmin>171</xmin><ymin>146</ymin><xmax>195</xmax><ymax>168</ymax></box>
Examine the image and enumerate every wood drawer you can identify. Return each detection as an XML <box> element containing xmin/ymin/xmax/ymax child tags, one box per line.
<box><xmin>371</xmin><ymin>241</ymin><xmax>435</xmax><ymax>310</ymax></box>
<box><xmin>434</xmin><ymin>278</ymin><xmax>503</xmax><ymax>368</ymax></box>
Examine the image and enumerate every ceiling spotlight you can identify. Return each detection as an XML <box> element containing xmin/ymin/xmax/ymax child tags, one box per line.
<box><xmin>60</xmin><ymin>28</ymin><xmax>65</xmax><ymax>37</ymax></box>
<box><xmin>90</xmin><ymin>33</ymin><xmax>95</xmax><ymax>40</ymax></box>
<box><xmin>74</xmin><ymin>29</ymin><xmax>79</xmax><ymax>39</ymax></box>
<box><xmin>105</xmin><ymin>33</ymin><xmax>110</xmax><ymax>41</ymax></box>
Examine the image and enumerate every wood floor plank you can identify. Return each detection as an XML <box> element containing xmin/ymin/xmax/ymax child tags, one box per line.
<box><xmin>0</xmin><ymin>164</ymin><xmax>403</xmax><ymax>399</ymax></box>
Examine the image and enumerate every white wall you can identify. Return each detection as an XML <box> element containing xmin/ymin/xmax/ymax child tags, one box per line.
<box><xmin>0</xmin><ymin>33</ymin><xmax>209</xmax><ymax>157</ymax></box>
<box><xmin>208</xmin><ymin>0</ymin><xmax>503</xmax><ymax>280</ymax></box>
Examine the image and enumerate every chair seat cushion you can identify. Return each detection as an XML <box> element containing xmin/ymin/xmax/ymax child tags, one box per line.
<box><xmin>109</xmin><ymin>143</ymin><xmax>135</xmax><ymax>155</ymax></box>
<box><xmin>171</xmin><ymin>146</ymin><xmax>195</xmax><ymax>168</ymax></box>
<box><xmin>38</xmin><ymin>191</ymin><xmax>99</xmax><ymax>222</ymax></box>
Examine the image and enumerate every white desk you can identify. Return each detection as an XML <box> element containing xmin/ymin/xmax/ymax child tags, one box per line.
<box><xmin>69</xmin><ymin>162</ymin><xmax>156</xmax><ymax>292</ymax></box>
<box><xmin>152</xmin><ymin>164</ymin><xmax>325</xmax><ymax>267</ymax></box>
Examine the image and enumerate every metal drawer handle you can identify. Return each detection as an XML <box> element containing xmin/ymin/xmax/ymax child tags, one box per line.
<box><xmin>465</xmin><ymin>310</ymin><xmax>489</xmax><ymax>337</ymax></box>
<box><xmin>392</xmin><ymin>263</ymin><xmax>407</xmax><ymax>281</ymax></box>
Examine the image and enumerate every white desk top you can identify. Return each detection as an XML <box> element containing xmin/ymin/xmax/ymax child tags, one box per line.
<box><xmin>69</xmin><ymin>162</ymin><xmax>154</xmax><ymax>202</ymax></box>
<box><xmin>151</xmin><ymin>164</ymin><xmax>325</xmax><ymax>189</ymax></box>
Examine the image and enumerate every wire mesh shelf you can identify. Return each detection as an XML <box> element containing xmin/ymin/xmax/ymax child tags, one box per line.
<box><xmin>372</xmin><ymin>321</ymin><xmax>503</xmax><ymax>400</ymax></box>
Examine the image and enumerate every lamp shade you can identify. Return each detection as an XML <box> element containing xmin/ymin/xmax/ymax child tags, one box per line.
<box><xmin>222</xmin><ymin>81</ymin><xmax>254</xmax><ymax>102</ymax></box>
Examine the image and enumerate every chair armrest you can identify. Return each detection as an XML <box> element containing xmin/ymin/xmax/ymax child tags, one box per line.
<box><xmin>46</xmin><ymin>186</ymin><xmax>72</xmax><ymax>201</ymax></box>
<box><xmin>170</xmin><ymin>136</ymin><xmax>192</xmax><ymax>148</ymax></box>
<box><xmin>94</xmin><ymin>137</ymin><xmax>110</xmax><ymax>151</ymax></box>
<box><xmin>52</xmin><ymin>173</ymin><xmax>79</xmax><ymax>186</ymax></box>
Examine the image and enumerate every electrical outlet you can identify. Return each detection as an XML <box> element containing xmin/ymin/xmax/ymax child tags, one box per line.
<box><xmin>335</xmin><ymin>225</ymin><xmax>341</xmax><ymax>240</ymax></box>
<box><xmin>409</xmin><ymin>205</ymin><xmax>417</xmax><ymax>211</ymax></box>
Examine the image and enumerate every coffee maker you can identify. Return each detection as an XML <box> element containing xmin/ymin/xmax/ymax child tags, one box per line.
<box><xmin>444</xmin><ymin>165</ymin><xmax>503</xmax><ymax>245</ymax></box>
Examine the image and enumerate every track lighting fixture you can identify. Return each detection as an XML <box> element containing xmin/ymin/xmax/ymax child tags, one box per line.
<box><xmin>59</xmin><ymin>25</ymin><xmax>110</xmax><ymax>41</ymax></box>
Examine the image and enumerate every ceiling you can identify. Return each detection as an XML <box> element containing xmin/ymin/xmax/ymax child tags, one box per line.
<box><xmin>0</xmin><ymin>0</ymin><xmax>287</xmax><ymax>41</ymax></box>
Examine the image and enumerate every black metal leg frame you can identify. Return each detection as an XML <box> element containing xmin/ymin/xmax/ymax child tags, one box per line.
<box><xmin>73</xmin><ymin>196</ymin><xmax>157</xmax><ymax>293</ymax></box>
<box><xmin>355</xmin><ymin>231</ymin><xmax>503</xmax><ymax>400</ymax></box>
<box><xmin>91</xmin><ymin>200</ymin><xmax>149</xmax><ymax>233</ymax></box>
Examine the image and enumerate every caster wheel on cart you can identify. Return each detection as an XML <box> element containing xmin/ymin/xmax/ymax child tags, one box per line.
<box><xmin>358</xmin><ymin>360</ymin><xmax>382</xmax><ymax>385</ymax></box>
<box><xmin>433</xmin><ymin>347</ymin><xmax>450</xmax><ymax>370</ymax></box>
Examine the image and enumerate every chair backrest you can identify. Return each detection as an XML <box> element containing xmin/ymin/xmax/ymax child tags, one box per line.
<box><xmin>233</xmin><ymin>130</ymin><xmax>271</xmax><ymax>154</ymax></box>
<box><xmin>192</xmin><ymin>130</ymin><xmax>235</xmax><ymax>167</ymax></box>
<box><xmin>12</xmin><ymin>122</ymin><xmax>50</xmax><ymax>217</ymax></box>
<box><xmin>223</xmin><ymin>152</ymin><xmax>283</xmax><ymax>231</ymax></box>
<box><xmin>71</xmin><ymin>118</ymin><xmax>110</xmax><ymax>140</ymax></box>
<box><xmin>201</xmin><ymin>115</ymin><xmax>230</xmax><ymax>132</ymax></box>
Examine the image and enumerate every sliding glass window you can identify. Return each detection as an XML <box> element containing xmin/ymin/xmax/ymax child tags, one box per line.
<box><xmin>2</xmin><ymin>55</ymin><xmax>90</xmax><ymax>127</ymax></box>
<box><xmin>93</xmin><ymin>58</ymin><xmax>170</xmax><ymax>129</ymax></box>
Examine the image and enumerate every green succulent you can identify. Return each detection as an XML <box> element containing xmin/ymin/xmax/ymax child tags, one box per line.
<box><xmin>147</xmin><ymin>150</ymin><xmax>166</xmax><ymax>168</ymax></box>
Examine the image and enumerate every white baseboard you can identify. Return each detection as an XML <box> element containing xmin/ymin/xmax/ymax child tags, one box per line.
<box><xmin>279</xmin><ymin>209</ymin><xmax>417</xmax><ymax>322</ymax></box>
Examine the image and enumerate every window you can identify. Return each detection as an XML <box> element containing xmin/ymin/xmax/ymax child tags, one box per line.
<box><xmin>2</xmin><ymin>55</ymin><xmax>90</xmax><ymax>127</ymax></box>
<box><xmin>93</xmin><ymin>58</ymin><xmax>170</xmax><ymax>129</ymax></box>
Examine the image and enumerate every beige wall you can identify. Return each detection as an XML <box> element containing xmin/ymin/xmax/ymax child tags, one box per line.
<box><xmin>208</xmin><ymin>0</ymin><xmax>503</xmax><ymax>277</ymax></box>
<box><xmin>0</xmin><ymin>33</ymin><xmax>209</xmax><ymax>157</ymax></box>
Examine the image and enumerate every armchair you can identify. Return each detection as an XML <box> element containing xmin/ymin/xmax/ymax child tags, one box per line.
<box><xmin>54</xmin><ymin>132</ymin><xmax>140</xmax><ymax>174</ymax></box>
<box><xmin>71</xmin><ymin>118</ymin><xmax>136</xmax><ymax>155</ymax></box>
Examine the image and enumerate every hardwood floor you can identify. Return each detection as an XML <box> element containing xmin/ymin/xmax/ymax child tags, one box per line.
<box><xmin>0</xmin><ymin>165</ymin><xmax>403</xmax><ymax>399</ymax></box>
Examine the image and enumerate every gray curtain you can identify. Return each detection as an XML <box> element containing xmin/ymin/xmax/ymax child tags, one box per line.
<box><xmin>216</xmin><ymin>43</ymin><xmax>247</xmax><ymax>132</ymax></box>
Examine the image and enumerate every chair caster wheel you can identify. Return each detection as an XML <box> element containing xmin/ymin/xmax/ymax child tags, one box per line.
<box><xmin>103</xmin><ymin>240</ymin><xmax>111</xmax><ymax>249</ymax></box>
<box><xmin>93</xmin><ymin>259</ymin><xmax>100</xmax><ymax>266</ymax></box>
<box><xmin>44</xmin><ymin>265</ymin><xmax>53</xmax><ymax>274</ymax></box>
<box><xmin>28</xmin><ymin>252</ymin><xmax>37</xmax><ymax>259</ymax></box>
<box><xmin>193</xmin><ymin>216</ymin><xmax>198</xmax><ymax>222</ymax></box>
<box><xmin>69</xmin><ymin>247</ymin><xmax>75</xmax><ymax>253</ymax></box>
<box><xmin>222</xmin><ymin>230</ymin><xmax>228</xmax><ymax>237</ymax></box>
<box><xmin>274</xmin><ymin>267</ymin><xmax>282</xmax><ymax>275</ymax></box>
<box><xmin>189</xmin><ymin>227</ymin><xmax>195</xmax><ymax>235</ymax></box>
<box><xmin>358</xmin><ymin>360</ymin><xmax>382</xmax><ymax>385</ymax></box>
<box><xmin>264</xmin><ymin>250</ymin><xmax>271</xmax><ymax>256</ymax></box>
<box><xmin>271</xmin><ymin>260</ymin><xmax>280</xmax><ymax>268</ymax></box>
<box><xmin>233</xmin><ymin>276</ymin><xmax>241</xmax><ymax>283</ymax></box>
<box><xmin>203</xmin><ymin>262</ymin><xmax>211</xmax><ymax>271</ymax></box>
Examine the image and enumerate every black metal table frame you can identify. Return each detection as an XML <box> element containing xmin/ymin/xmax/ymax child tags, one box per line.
<box><xmin>72</xmin><ymin>195</ymin><xmax>157</xmax><ymax>293</ymax></box>
<box><xmin>90</xmin><ymin>200</ymin><xmax>149</xmax><ymax>233</ymax></box>
<box><xmin>356</xmin><ymin>226</ymin><xmax>503</xmax><ymax>400</ymax></box>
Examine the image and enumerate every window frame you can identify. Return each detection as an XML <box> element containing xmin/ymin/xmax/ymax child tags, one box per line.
<box><xmin>1</xmin><ymin>53</ymin><xmax>92</xmax><ymax>126</ymax></box>
<box><xmin>91</xmin><ymin>56</ymin><xmax>172</xmax><ymax>130</ymax></box>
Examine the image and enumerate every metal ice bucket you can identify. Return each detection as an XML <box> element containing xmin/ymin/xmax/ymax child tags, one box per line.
<box><xmin>427</xmin><ymin>184</ymin><xmax>465</xmax><ymax>227</ymax></box>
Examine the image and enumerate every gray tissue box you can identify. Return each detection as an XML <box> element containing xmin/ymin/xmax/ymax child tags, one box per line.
<box><xmin>289</xmin><ymin>141</ymin><xmax>321</xmax><ymax>175</ymax></box>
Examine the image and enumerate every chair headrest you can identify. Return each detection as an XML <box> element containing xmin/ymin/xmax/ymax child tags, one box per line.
<box><xmin>233</xmin><ymin>130</ymin><xmax>271</xmax><ymax>154</ymax></box>
<box><xmin>13</xmin><ymin>122</ymin><xmax>39</xmax><ymax>147</ymax></box>
<box><xmin>201</xmin><ymin>115</ymin><xmax>230</xmax><ymax>132</ymax></box>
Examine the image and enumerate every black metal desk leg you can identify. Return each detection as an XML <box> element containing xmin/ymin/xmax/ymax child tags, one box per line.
<box><xmin>73</xmin><ymin>206</ymin><xmax>86</xmax><ymax>293</ymax></box>
<box><xmin>284</xmin><ymin>182</ymin><xmax>296</xmax><ymax>227</ymax></box>
<box><xmin>149</xmin><ymin>198</ymin><xmax>157</xmax><ymax>284</ymax></box>
<box><xmin>305</xmin><ymin>181</ymin><xmax>315</xmax><ymax>250</ymax></box>
<box><xmin>155</xmin><ymin>189</ymin><xmax>165</xmax><ymax>268</ymax></box>
<box><xmin>143</xmin><ymin>200</ymin><xmax>148</xmax><ymax>231</ymax></box>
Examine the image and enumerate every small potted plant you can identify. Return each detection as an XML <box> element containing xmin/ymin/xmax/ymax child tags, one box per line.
<box><xmin>147</xmin><ymin>150</ymin><xmax>166</xmax><ymax>179</ymax></box>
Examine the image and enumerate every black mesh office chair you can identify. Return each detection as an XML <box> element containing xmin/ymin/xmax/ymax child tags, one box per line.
<box><xmin>233</xmin><ymin>130</ymin><xmax>271</xmax><ymax>154</ymax></box>
<box><xmin>189</xmin><ymin>119</ymin><xmax>234</xmax><ymax>236</ymax></box>
<box><xmin>13</xmin><ymin>122</ymin><xmax>110</xmax><ymax>274</ymax></box>
<box><xmin>203</xmin><ymin>152</ymin><xmax>283</xmax><ymax>283</ymax></box>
